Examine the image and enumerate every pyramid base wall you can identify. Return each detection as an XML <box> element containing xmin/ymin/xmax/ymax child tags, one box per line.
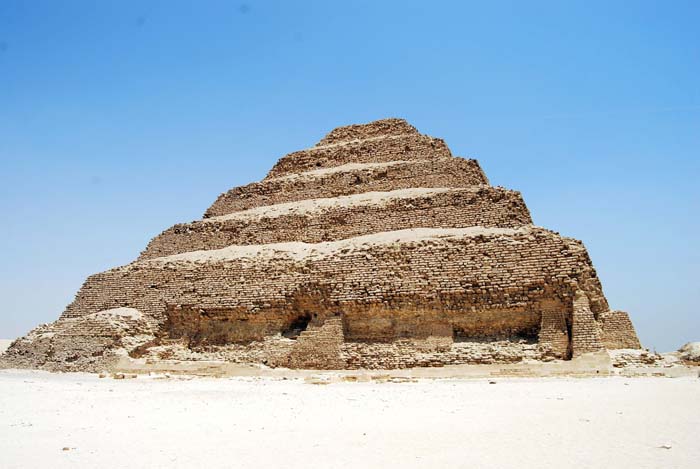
<box><xmin>1</xmin><ymin>228</ymin><xmax>643</xmax><ymax>371</ymax></box>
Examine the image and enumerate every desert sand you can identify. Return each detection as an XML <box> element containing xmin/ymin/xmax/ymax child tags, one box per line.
<box><xmin>1</xmin><ymin>369</ymin><xmax>698</xmax><ymax>469</ymax></box>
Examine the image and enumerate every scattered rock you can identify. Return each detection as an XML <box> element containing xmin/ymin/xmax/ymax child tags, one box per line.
<box><xmin>388</xmin><ymin>377</ymin><xmax>417</xmax><ymax>383</ymax></box>
<box><xmin>678</xmin><ymin>342</ymin><xmax>700</xmax><ymax>363</ymax></box>
<box><xmin>304</xmin><ymin>375</ymin><xmax>331</xmax><ymax>385</ymax></box>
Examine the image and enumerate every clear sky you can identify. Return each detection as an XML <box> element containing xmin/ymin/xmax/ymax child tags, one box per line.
<box><xmin>1</xmin><ymin>1</ymin><xmax>698</xmax><ymax>352</ymax></box>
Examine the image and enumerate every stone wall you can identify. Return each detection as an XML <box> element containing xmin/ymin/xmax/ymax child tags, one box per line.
<box><xmin>266</xmin><ymin>133</ymin><xmax>452</xmax><ymax>178</ymax></box>
<box><xmin>58</xmin><ymin>227</ymin><xmax>604</xmax><ymax>338</ymax></box>
<box><xmin>287</xmin><ymin>317</ymin><xmax>346</xmax><ymax>369</ymax></box>
<box><xmin>205</xmin><ymin>157</ymin><xmax>488</xmax><ymax>217</ymax></box>
<box><xmin>141</xmin><ymin>187</ymin><xmax>531</xmax><ymax>260</ymax></box>
<box><xmin>133</xmin><ymin>333</ymin><xmax>545</xmax><ymax>370</ymax></box>
<box><xmin>341</xmin><ymin>339</ymin><xmax>542</xmax><ymax>369</ymax></box>
<box><xmin>599</xmin><ymin>310</ymin><xmax>642</xmax><ymax>349</ymax></box>
<box><xmin>3</xmin><ymin>224</ymin><xmax>628</xmax><ymax>370</ymax></box>
<box><xmin>537</xmin><ymin>300</ymin><xmax>571</xmax><ymax>359</ymax></box>
<box><xmin>571</xmin><ymin>291</ymin><xmax>604</xmax><ymax>357</ymax></box>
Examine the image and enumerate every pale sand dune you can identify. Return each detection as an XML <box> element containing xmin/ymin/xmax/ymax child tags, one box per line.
<box><xmin>1</xmin><ymin>371</ymin><xmax>698</xmax><ymax>469</ymax></box>
<box><xmin>0</xmin><ymin>339</ymin><xmax>11</xmax><ymax>354</ymax></box>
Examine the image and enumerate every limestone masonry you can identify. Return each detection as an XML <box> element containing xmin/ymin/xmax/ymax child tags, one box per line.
<box><xmin>1</xmin><ymin>118</ymin><xmax>641</xmax><ymax>371</ymax></box>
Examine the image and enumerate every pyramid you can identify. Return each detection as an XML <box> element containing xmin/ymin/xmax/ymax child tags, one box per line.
<box><xmin>1</xmin><ymin>118</ymin><xmax>641</xmax><ymax>371</ymax></box>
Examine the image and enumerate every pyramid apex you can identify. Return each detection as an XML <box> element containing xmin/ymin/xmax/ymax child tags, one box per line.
<box><xmin>316</xmin><ymin>118</ymin><xmax>418</xmax><ymax>147</ymax></box>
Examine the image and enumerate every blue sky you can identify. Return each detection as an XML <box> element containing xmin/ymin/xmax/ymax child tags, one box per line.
<box><xmin>1</xmin><ymin>1</ymin><xmax>698</xmax><ymax>351</ymax></box>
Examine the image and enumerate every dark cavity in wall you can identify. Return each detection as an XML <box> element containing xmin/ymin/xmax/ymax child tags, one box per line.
<box><xmin>452</xmin><ymin>326</ymin><xmax>539</xmax><ymax>344</ymax></box>
<box><xmin>282</xmin><ymin>314</ymin><xmax>312</xmax><ymax>339</ymax></box>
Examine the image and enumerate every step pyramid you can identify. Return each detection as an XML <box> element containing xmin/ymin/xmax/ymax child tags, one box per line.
<box><xmin>1</xmin><ymin>118</ymin><xmax>641</xmax><ymax>371</ymax></box>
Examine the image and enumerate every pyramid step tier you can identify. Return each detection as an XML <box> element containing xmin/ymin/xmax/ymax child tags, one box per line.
<box><xmin>61</xmin><ymin>227</ymin><xmax>613</xmax><ymax>346</ymax></box>
<box><xmin>266</xmin><ymin>132</ymin><xmax>452</xmax><ymax>179</ymax></box>
<box><xmin>315</xmin><ymin>118</ymin><xmax>420</xmax><ymax>147</ymax></box>
<box><xmin>205</xmin><ymin>157</ymin><xmax>488</xmax><ymax>217</ymax></box>
<box><xmin>70</xmin><ymin>226</ymin><xmax>595</xmax><ymax>322</ymax></box>
<box><xmin>140</xmin><ymin>187</ymin><xmax>532</xmax><ymax>260</ymax></box>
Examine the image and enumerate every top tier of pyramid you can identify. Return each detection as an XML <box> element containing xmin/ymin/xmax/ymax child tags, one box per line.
<box><xmin>266</xmin><ymin>117</ymin><xmax>447</xmax><ymax>179</ymax></box>
<box><xmin>315</xmin><ymin>117</ymin><xmax>419</xmax><ymax>146</ymax></box>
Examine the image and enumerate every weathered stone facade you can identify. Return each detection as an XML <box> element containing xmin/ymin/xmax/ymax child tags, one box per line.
<box><xmin>205</xmin><ymin>158</ymin><xmax>488</xmax><ymax>217</ymax></box>
<box><xmin>1</xmin><ymin>118</ymin><xmax>642</xmax><ymax>371</ymax></box>
<box><xmin>140</xmin><ymin>188</ymin><xmax>531</xmax><ymax>260</ymax></box>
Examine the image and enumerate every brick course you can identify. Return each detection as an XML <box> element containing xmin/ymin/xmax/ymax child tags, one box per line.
<box><xmin>205</xmin><ymin>158</ymin><xmax>488</xmax><ymax>217</ymax></box>
<box><xmin>142</xmin><ymin>187</ymin><xmax>531</xmax><ymax>260</ymax></box>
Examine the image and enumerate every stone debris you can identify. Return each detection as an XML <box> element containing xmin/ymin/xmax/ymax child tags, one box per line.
<box><xmin>609</xmin><ymin>349</ymin><xmax>664</xmax><ymax>368</ymax></box>
<box><xmin>678</xmin><ymin>342</ymin><xmax>700</xmax><ymax>363</ymax></box>
<box><xmin>0</xmin><ymin>118</ymin><xmax>644</xmax><ymax>372</ymax></box>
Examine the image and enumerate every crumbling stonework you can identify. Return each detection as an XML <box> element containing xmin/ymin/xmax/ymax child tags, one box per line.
<box><xmin>599</xmin><ymin>310</ymin><xmax>642</xmax><ymax>350</ymax></box>
<box><xmin>537</xmin><ymin>303</ymin><xmax>570</xmax><ymax>359</ymax></box>
<box><xmin>288</xmin><ymin>317</ymin><xmax>346</xmax><ymax>370</ymax></box>
<box><xmin>205</xmin><ymin>158</ymin><xmax>488</xmax><ymax>217</ymax></box>
<box><xmin>571</xmin><ymin>291</ymin><xmax>604</xmax><ymax>357</ymax></box>
<box><xmin>0</xmin><ymin>118</ymin><xmax>642</xmax><ymax>371</ymax></box>
<box><xmin>140</xmin><ymin>188</ymin><xmax>531</xmax><ymax>260</ymax></box>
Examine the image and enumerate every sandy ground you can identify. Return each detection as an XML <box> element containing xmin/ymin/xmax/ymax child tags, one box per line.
<box><xmin>1</xmin><ymin>370</ymin><xmax>698</xmax><ymax>469</ymax></box>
